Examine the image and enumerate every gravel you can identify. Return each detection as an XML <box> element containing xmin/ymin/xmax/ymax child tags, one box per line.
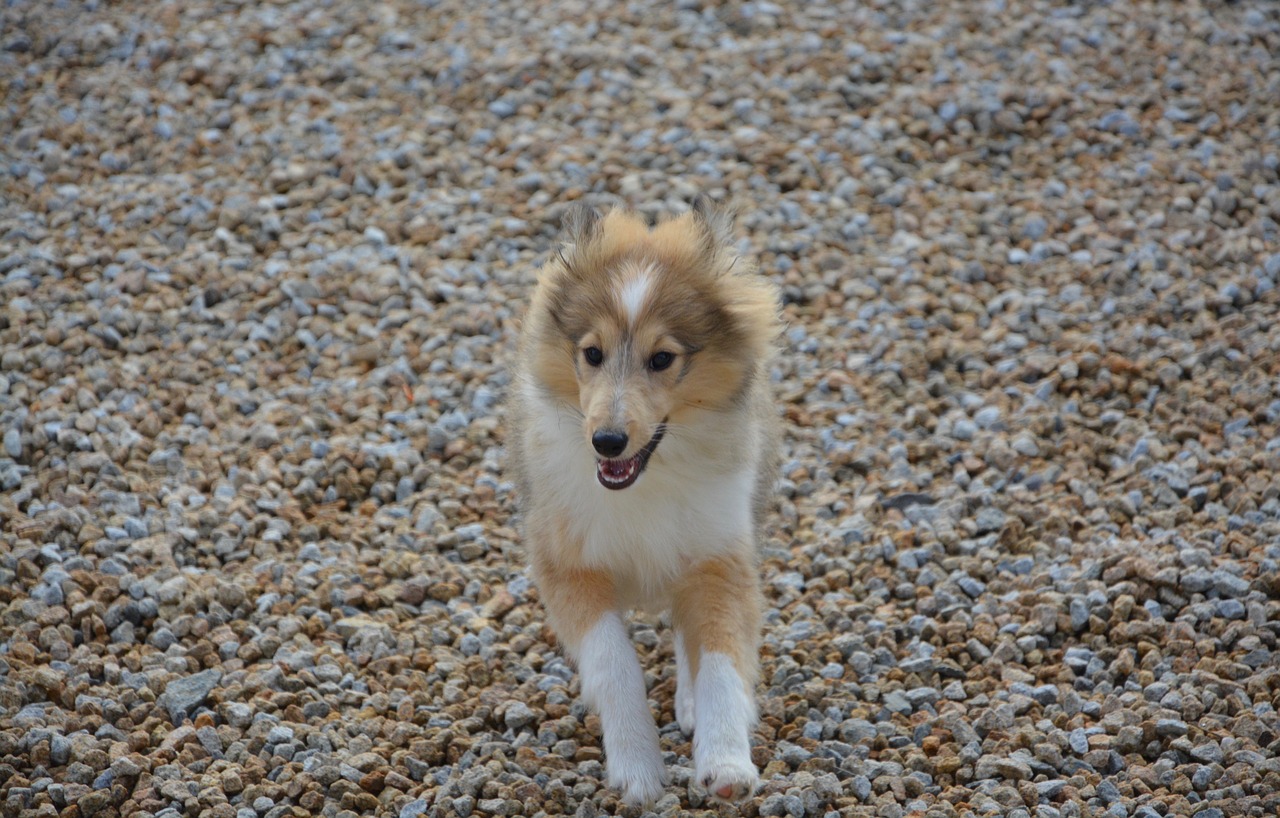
<box><xmin>2</xmin><ymin>1</ymin><xmax>1279</xmax><ymax>817</ymax></box>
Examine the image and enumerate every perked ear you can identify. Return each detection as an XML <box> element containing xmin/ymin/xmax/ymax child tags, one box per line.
<box><xmin>691</xmin><ymin>194</ymin><xmax>737</xmax><ymax>251</ymax></box>
<box><xmin>560</xmin><ymin>202</ymin><xmax>603</xmax><ymax>248</ymax></box>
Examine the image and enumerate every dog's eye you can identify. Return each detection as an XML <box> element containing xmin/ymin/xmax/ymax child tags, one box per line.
<box><xmin>583</xmin><ymin>346</ymin><xmax>604</xmax><ymax>366</ymax></box>
<box><xmin>649</xmin><ymin>351</ymin><xmax>675</xmax><ymax>371</ymax></box>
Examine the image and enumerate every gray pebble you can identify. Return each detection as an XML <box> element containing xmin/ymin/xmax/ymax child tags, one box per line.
<box><xmin>1216</xmin><ymin>599</ymin><xmax>1245</xmax><ymax>619</ymax></box>
<box><xmin>148</xmin><ymin>627</ymin><xmax>177</xmax><ymax>651</ymax></box>
<box><xmin>851</xmin><ymin>775</ymin><xmax>871</xmax><ymax>801</ymax></box>
<box><xmin>957</xmin><ymin>575</ymin><xmax>986</xmax><ymax>598</ymax></box>
<box><xmin>50</xmin><ymin>734</ymin><xmax>71</xmax><ymax>766</ymax></box>
<box><xmin>266</xmin><ymin>725</ymin><xmax>294</xmax><ymax>745</ymax></box>
<box><xmin>1069</xmin><ymin>728</ymin><xmax>1089</xmax><ymax>754</ymax></box>
<box><xmin>1012</xmin><ymin>434</ymin><xmax>1040</xmax><ymax>457</ymax></box>
<box><xmin>1212</xmin><ymin>571</ymin><xmax>1250</xmax><ymax>598</ymax></box>
<box><xmin>974</xmin><ymin>406</ymin><xmax>1001</xmax><ymax>429</ymax></box>
<box><xmin>399</xmin><ymin>799</ymin><xmax>429</xmax><ymax>818</ymax></box>
<box><xmin>224</xmin><ymin>703</ymin><xmax>253</xmax><ymax>728</ymax></box>
<box><xmin>1190</xmin><ymin>742</ymin><xmax>1223</xmax><ymax>765</ymax></box>
<box><xmin>158</xmin><ymin>668</ymin><xmax>223</xmax><ymax>723</ymax></box>
<box><xmin>504</xmin><ymin>701</ymin><xmax>537</xmax><ymax>730</ymax></box>
<box><xmin>1036</xmin><ymin>780</ymin><xmax>1066</xmax><ymax>798</ymax></box>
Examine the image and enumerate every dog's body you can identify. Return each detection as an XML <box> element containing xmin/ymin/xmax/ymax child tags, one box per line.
<box><xmin>509</xmin><ymin>200</ymin><xmax>780</xmax><ymax>804</ymax></box>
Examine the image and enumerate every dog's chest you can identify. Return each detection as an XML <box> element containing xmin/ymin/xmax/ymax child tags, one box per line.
<box><xmin>570</xmin><ymin>466</ymin><xmax>755</xmax><ymax>604</ymax></box>
<box><xmin>522</xmin><ymin>389</ymin><xmax>759</xmax><ymax>598</ymax></box>
<box><xmin>537</xmin><ymin>443</ymin><xmax>753</xmax><ymax>578</ymax></box>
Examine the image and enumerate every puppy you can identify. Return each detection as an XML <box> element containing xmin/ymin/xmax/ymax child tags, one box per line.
<box><xmin>508</xmin><ymin>198</ymin><xmax>781</xmax><ymax>804</ymax></box>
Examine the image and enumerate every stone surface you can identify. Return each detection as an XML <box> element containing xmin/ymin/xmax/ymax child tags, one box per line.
<box><xmin>1</xmin><ymin>1</ymin><xmax>1278</xmax><ymax>817</ymax></box>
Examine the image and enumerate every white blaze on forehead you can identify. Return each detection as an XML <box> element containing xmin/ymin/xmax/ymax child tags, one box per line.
<box><xmin>616</xmin><ymin>263</ymin><xmax>656</xmax><ymax>326</ymax></box>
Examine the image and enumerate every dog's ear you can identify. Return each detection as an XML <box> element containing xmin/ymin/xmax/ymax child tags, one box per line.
<box><xmin>691</xmin><ymin>193</ymin><xmax>742</xmax><ymax>267</ymax></box>
<box><xmin>691</xmin><ymin>194</ymin><xmax>736</xmax><ymax>248</ymax></box>
<box><xmin>560</xmin><ymin>202</ymin><xmax>603</xmax><ymax>248</ymax></box>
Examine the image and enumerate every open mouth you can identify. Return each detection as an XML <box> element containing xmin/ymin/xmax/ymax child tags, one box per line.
<box><xmin>596</xmin><ymin>424</ymin><xmax>666</xmax><ymax>490</ymax></box>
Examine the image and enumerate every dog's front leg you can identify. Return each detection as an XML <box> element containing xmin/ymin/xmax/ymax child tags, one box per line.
<box><xmin>672</xmin><ymin>552</ymin><xmax>763</xmax><ymax>803</ymax></box>
<box><xmin>536</xmin><ymin>563</ymin><xmax>667</xmax><ymax>805</ymax></box>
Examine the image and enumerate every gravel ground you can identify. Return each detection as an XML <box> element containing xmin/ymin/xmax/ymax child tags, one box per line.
<box><xmin>2</xmin><ymin>1</ymin><xmax>1279</xmax><ymax>817</ymax></box>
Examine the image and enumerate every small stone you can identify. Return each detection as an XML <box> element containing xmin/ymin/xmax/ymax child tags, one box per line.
<box><xmin>1097</xmin><ymin>779</ymin><xmax>1120</xmax><ymax>804</ymax></box>
<box><xmin>249</xmin><ymin>423</ymin><xmax>280</xmax><ymax>449</ymax></box>
<box><xmin>159</xmin><ymin>669</ymin><xmax>222</xmax><ymax>723</ymax></box>
<box><xmin>51</xmin><ymin>734</ymin><xmax>71</xmax><ymax>766</ymax></box>
<box><xmin>1069</xmin><ymin>728</ymin><xmax>1088</xmax><ymax>754</ymax></box>
<box><xmin>334</xmin><ymin>615</ymin><xmax>390</xmax><ymax>640</ymax></box>
<box><xmin>110</xmin><ymin>755</ymin><xmax>142</xmax><ymax>778</ymax></box>
<box><xmin>1069</xmin><ymin>598</ymin><xmax>1090</xmax><ymax>632</ymax></box>
<box><xmin>400</xmin><ymin>799</ymin><xmax>429</xmax><ymax>818</ymax></box>
<box><xmin>974</xmin><ymin>406</ymin><xmax>1001</xmax><ymax>429</ymax></box>
<box><xmin>974</xmin><ymin>756</ymin><xmax>1032</xmax><ymax>780</ymax></box>
<box><xmin>78</xmin><ymin>791</ymin><xmax>112</xmax><ymax>816</ymax></box>
<box><xmin>1012</xmin><ymin>434</ymin><xmax>1040</xmax><ymax>457</ymax></box>
<box><xmin>1212</xmin><ymin>571</ymin><xmax>1250</xmax><ymax>598</ymax></box>
<box><xmin>1190</xmin><ymin>742</ymin><xmax>1224</xmax><ymax>765</ymax></box>
<box><xmin>974</xmin><ymin>507</ymin><xmax>1006</xmax><ymax>534</ymax></box>
<box><xmin>819</xmin><ymin>662</ymin><xmax>845</xmax><ymax>679</ymax></box>
<box><xmin>488</xmin><ymin>98</ymin><xmax>517</xmax><ymax>118</ymax></box>
<box><xmin>1216</xmin><ymin>599</ymin><xmax>1245</xmax><ymax>619</ymax></box>
<box><xmin>266</xmin><ymin>725</ymin><xmax>294</xmax><ymax>745</ymax></box>
<box><xmin>1036</xmin><ymin>780</ymin><xmax>1066</xmax><ymax>798</ymax></box>
<box><xmin>504</xmin><ymin>701</ymin><xmax>537</xmax><ymax>730</ymax></box>
<box><xmin>223</xmin><ymin>703</ymin><xmax>253</xmax><ymax>728</ymax></box>
<box><xmin>851</xmin><ymin>775</ymin><xmax>871</xmax><ymax>801</ymax></box>
<box><xmin>346</xmin><ymin>752</ymin><xmax>386</xmax><ymax>773</ymax></box>
<box><xmin>957</xmin><ymin>575</ymin><xmax>986</xmax><ymax>598</ymax></box>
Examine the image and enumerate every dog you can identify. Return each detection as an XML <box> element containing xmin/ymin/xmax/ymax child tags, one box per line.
<box><xmin>508</xmin><ymin>197</ymin><xmax>781</xmax><ymax>805</ymax></box>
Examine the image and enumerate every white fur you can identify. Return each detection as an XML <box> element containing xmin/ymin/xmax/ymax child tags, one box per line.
<box><xmin>579</xmin><ymin>613</ymin><xmax>667</xmax><ymax>805</ymax></box>
<box><xmin>692</xmin><ymin>651</ymin><xmax>758</xmax><ymax>801</ymax></box>
<box><xmin>616</xmin><ymin>264</ymin><xmax>655</xmax><ymax>326</ymax></box>
<box><xmin>520</xmin><ymin>380</ymin><xmax>759</xmax><ymax>608</ymax></box>
<box><xmin>674</xmin><ymin>630</ymin><xmax>695</xmax><ymax>734</ymax></box>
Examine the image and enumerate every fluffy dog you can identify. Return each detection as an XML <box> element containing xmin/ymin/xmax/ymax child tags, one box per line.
<box><xmin>508</xmin><ymin>198</ymin><xmax>781</xmax><ymax>804</ymax></box>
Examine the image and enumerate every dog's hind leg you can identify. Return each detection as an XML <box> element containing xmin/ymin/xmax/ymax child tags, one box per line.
<box><xmin>672</xmin><ymin>551</ymin><xmax>763</xmax><ymax>803</ymax></box>
<box><xmin>673</xmin><ymin>629</ymin><xmax>696</xmax><ymax>735</ymax></box>
<box><xmin>534</xmin><ymin>560</ymin><xmax>667</xmax><ymax>806</ymax></box>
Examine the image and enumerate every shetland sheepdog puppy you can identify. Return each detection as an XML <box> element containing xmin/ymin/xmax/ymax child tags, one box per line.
<box><xmin>508</xmin><ymin>198</ymin><xmax>781</xmax><ymax>805</ymax></box>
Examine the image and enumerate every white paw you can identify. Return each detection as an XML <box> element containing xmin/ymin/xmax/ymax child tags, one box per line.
<box><xmin>675</xmin><ymin>682</ymin><xmax>695</xmax><ymax>735</ymax></box>
<box><xmin>607</xmin><ymin>742</ymin><xmax>668</xmax><ymax>806</ymax></box>
<box><xmin>695</xmin><ymin>756</ymin><xmax>758</xmax><ymax>803</ymax></box>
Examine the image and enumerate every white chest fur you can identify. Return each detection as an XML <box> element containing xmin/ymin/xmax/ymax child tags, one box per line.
<box><xmin>520</xmin><ymin>382</ymin><xmax>758</xmax><ymax>606</ymax></box>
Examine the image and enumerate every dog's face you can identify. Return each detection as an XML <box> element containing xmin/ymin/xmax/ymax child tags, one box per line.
<box><xmin>525</xmin><ymin>201</ymin><xmax>777</xmax><ymax>490</ymax></box>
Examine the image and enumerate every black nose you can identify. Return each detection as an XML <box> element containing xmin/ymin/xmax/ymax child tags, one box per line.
<box><xmin>592</xmin><ymin>430</ymin><xmax>628</xmax><ymax>458</ymax></box>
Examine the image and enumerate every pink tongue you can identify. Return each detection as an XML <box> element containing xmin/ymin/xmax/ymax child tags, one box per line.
<box><xmin>602</xmin><ymin>458</ymin><xmax>635</xmax><ymax>479</ymax></box>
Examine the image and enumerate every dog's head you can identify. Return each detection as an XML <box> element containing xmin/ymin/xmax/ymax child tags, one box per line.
<box><xmin>525</xmin><ymin>198</ymin><xmax>779</xmax><ymax>490</ymax></box>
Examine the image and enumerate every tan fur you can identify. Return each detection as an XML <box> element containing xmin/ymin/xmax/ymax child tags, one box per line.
<box><xmin>528</xmin><ymin>541</ymin><xmax>616</xmax><ymax>652</ymax></box>
<box><xmin>516</xmin><ymin>205</ymin><xmax>780</xmax><ymax>514</ymax></box>
<box><xmin>508</xmin><ymin>198</ymin><xmax>781</xmax><ymax>803</ymax></box>
<box><xmin>671</xmin><ymin>552</ymin><xmax>764</xmax><ymax>685</ymax></box>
